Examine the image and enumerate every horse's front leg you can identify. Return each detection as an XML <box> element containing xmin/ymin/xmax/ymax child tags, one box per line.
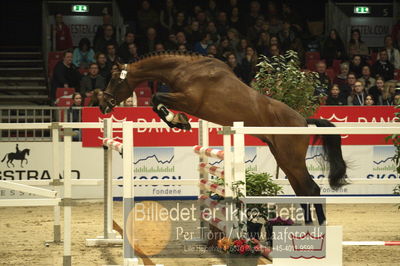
<box><xmin>151</xmin><ymin>92</ymin><xmax>192</xmax><ymax>130</ymax></box>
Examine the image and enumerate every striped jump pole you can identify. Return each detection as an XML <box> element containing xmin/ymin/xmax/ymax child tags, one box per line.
<box><xmin>193</xmin><ymin>145</ymin><xmax>224</xmax><ymax>160</ymax></box>
<box><xmin>198</xmin><ymin>162</ymin><xmax>224</xmax><ymax>179</ymax></box>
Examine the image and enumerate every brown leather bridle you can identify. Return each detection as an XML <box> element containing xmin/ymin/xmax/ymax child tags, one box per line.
<box><xmin>103</xmin><ymin>64</ymin><xmax>128</xmax><ymax>109</ymax></box>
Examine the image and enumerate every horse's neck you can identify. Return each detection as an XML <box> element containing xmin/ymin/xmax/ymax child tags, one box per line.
<box><xmin>131</xmin><ymin>56</ymin><xmax>192</xmax><ymax>85</ymax></box>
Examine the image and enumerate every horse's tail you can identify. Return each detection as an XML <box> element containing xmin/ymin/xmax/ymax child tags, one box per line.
<box><xmin>1</xmin><ymin>154</ymin><xmax>7</xmax><ymax>162</ymax></box>
<box><xmin>306</xmin><ymin>118</ymin><xmax>348</xmax><ymax>189</ymax></box>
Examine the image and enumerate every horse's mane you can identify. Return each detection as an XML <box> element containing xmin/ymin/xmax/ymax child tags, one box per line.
<box><xmin>130</xmin><ymin>50</ymin><xmax>205</xmax><ymax>64</ymax></box>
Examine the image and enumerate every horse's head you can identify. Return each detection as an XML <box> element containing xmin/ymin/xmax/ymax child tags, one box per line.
<box><xmin>24</xmin><ymin>149</ymin><xmax>30</xmax><ymax>156</ymax></box>
<box><xmin>99</xmin><ymin>63</ymin><xmax>133</xmax><ymax>114</ymax></box>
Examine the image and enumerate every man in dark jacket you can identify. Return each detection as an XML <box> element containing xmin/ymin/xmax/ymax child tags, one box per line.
<box><xmin>118</xmin><ymin>32</ymin><xmax>136</xmax><ymax>63</ymax></box>
<box><xmin>372</xmin><ymin>49</ymin><xmax>395</xmax><ymax>81</ymax></box>
<box><xmin>80</xmin><ymin>63</ymin><xmax>106</xmax><ymax>98</ymax></box>
<box><xmin>50</xmin><ymin>51</ymin><xmax>81</xmax><ymax>103</ymax></box>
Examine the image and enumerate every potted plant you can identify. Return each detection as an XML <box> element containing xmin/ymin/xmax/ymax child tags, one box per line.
<box><xmin>217</xmin><ymin>237</ymin><xmax>265</xmax><ymax>266</ymax></box>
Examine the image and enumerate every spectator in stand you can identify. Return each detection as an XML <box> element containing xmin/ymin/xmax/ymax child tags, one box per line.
<box><xmin>88</xmin><ymin>89</ymin><xmax>104</xmax><ymax>107</ymax></box>
<box><xmin>226</xmin><ymin>0</ymin><xmax>239</xmax><ymax>15</ymax></box>
<box><xmin>217</xmin><ymin>37</ymin><xmax>233</xmax><ymax>61</ymax></box>
<box><xmin>236</xmin><ymin>39</ymin><xmax>250</xmax><ymax>63</ymax></box>
<box><xmin>266</xmin><ymin>1</ymin><xmax>282</xmax><ymax>35</ymax></box>
<box><xmin>268</xmin><ymin>44</ymin><xmax>280</xmax><ymax>57</ymax></box>
<box><xmin>372</xmin><ymin>49</ymin><xmax>395</xmax><ymax>81</ymax></box>
<box><xmin>368</xmin><ymin>76</ymin><xmax>385</xmax><ymax>105</ymax></box>
<box><xmin>194</xmin><ymin>32</ymin><xmax>210</xmax><ymax>55</ymax></box>
<box><xmin>206</xmin><ymin>21</ymin><xmax>221</xmax><ymax>44</ymax></box>
<box><xmin>247</xmin><ymin>17</ymin><xmax>265</xmax><ymax>46</ymax></box>
<box><xmin>160</xmin><ymin>0</ymin><xmax>178</xmax><ymax>35</ymax></box>
<box><xmin>226</xmin><ymin>52</ymin><xmax>243</xmax><ymax>80</ymax></box>
<box><xmin>118</xmin><ymin>32</ymin><xmax>136</xmax><ymax>63</ymax></box>
<box><xmin>347</xmin><ymin>80</ymin><xmax>368</xmax><ymax>106</ymax></box>
<box><xmin>347</xmin><ymin>29</ymin><xmax>369</xmax><ymax>59</ymax></box>
<box><xmin>314</xmin><ymin>61</ymin><xmax>331</xmax><ymax>96</ymax></box>
<box><xmin>333</xmin><ymin>62</ymin><xmax>350</xmax><ymax>86</ymax></box>
<box><xmin>95</xmin><ymin>52</ymin><xmax>110</xmax><ymax>80</ymax></box>
<box><xmin>326</xmin><ymin>84</ymin><xmax>346</xmax><ymax>106</ymax></box>
<box><xmin>244</xmin><ymin>1</ymin><xmax>262</xmax><ymax>32</ymax></box>
<box><xmin>321</xmin><ymin>29</ymin><xmax>346</xmax><ymax>67</ymax></box>
<box><xmin>358</xmin><ymin>65</ymin><xmax>376</xmax><ymax>91</ymax></box>
<box><xmin>378</xmin><ymin>35</ymin><xmax>400</xmax><ymax>70</ymax></box>
<box><xmin>136</xmin><ymin>0</ymin><xmax>159</xmax><ymax>34</ymax></box>
<box><xmin>205</xmin><ymin>0</ymin><xmax>218</xmax><ymax>21</ymax></box>
<box><xmin>178</xmin><ymin>44</ymin><xmax>187</xmax><ymax>52</ymax></box>
<box><xmin>216</xmin><ymin>11</ymin><xmax>230</xmax><ymax>37</ymax></box>
<box><xmin>172</xmin><ymin>12</ymin><xmax>187</xmax><ymax>34</ymax></box>
<box><xmin>164</xmin><ymin>33</ymin><xmax>178</xmax><ymax>50</ymax></box>
<box><xmin>207</xmin><ymin>44</ymin><xmax>218</xmax><ymax>58</ymax></box>
<box><xmin>80</xmin><ymin>63</ymin><xmax>106</xmax><ymax>98</ymax></box>
<box><xmin>349</xmin><ymin>55</ymin><xmax>364</xmax><ymax>78</ymax></box>
<box><xmin>127</xmin><ymin>43</ymin><xmax>140</xmax><ymax>63</ymax></box>
<box><xmin>155</xmin><ymin>43</ymin><xmax>165</xmax><ymax>52</ymax></box>
<box><xmin>72</xmin><ymin>38</ymin><xmax>95</xmax><ymax>68</ymax></box>
<box><xmin>176</xmin><ymin>31</ymin><xmax>190</xmax><ymax>50</ymax></box>
<box><xmin>68</xmin><ymin>92</ymin><xmax>83</xmax><ymax>140</ymax></box>
<box><xmin>241</xmin><ymin>46</ymin><xmax>258</xmax><ymax>85</ymax></box>
<box><xmin>106</xmin><ymin>44</ymin><xmax>120</xmax><ymax>67</ymax></box>
<box><xmin>229</xmin><ymin>7</ymin><xmax>244</xmax><ymax>35</ymax></box>
<box><xmin>196</xmin><ymin>11</ymin><xmax>209</xmax><ymax>32</ymax></box>
<box><xmin>364</xmin><ymin>95</ymin><xmax>375</xmax><ymax>106</ymax></box>
<box><xmin>93</xmin><ymin>24</ymin><xmax>118</xmax><ymax>54</ymax></box>
<box><xmin>340</xmin><ymin>72</ymin><xmax>357</xmax><ymax>99</ymax></box>
<box><xmin>256</xmin><ymin>31</ymin><xmax>270</xmax><ymax>56</ymax></box>
<box><xmin>227</xmin><ymin>28</ymin><xmax>240</xmax><ymax>54</ymax></box>
<box><xmin>93</xmin><ymin>14</ymin><xmax>115</xmax><ymax>46</ymax></box>
<box><xmin>122</xmin><ymin>95</ymin><xmax>138</xmax><ymax>107</ymax></box>
<box><xmin>380</xmin><ymin>81</ymin><xmax>396</xmax><ymax>105</ymax></box>
<box><xmin>185</xmin><ymin>20</ymin><xmax>202</xmax><ymax>46</ymax></box>
<box><xmin>289</xmin><ymin>37</ymin><xmax>305</xmax><ymax>66</ymax></box>
<box><xmin>278</xmin><ymin>21</ymin><xmax>296</xmax><ymax>53</ymax></box>
<box><xmin>54</xmin><ymin>13</ymin><xmax>73</xmax><ymax>51</ymax></box>
<box><xmin>107</xmin><ymin>64</ymin><xmax>119</xmax><ymax>84</ymax></box>
<box><xmin>139</xmin><ymin>27</ymin><xmax>160</xmax><ymax>54</ymax></box>
<box><xmin>281</xmin><ymin>2</ymin><xmax>304</xmax><ymax>36</ymax></box>
<box><xmin>50</xmin><ymin>50</ymin><xmax>81</xmax><ymax>103</ymax></box>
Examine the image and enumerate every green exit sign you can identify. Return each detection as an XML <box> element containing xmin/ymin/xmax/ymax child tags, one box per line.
<box><xmin>354</xmin><ymin>6</ymin><xmax>370</xmax><ymax>14</ymax></box>
<box><xmin>72</xmin><ymin>5</ymin><xmax>89</xmax><ymax>13</ymax></box>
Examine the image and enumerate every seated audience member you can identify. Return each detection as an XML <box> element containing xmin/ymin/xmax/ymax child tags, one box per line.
<box><xmin>380</xmin><ymin>81</ymin><xmax>396</xmax><ymax>105</ymax></box>
<box><xmin>106</xmin><ymin>44</ymin><xmax>120</xmax><ymax>67</ymax></box>
<box><xmin>185</xmin><ymin>20</ymin><xmax>202</xmax><ymax>46</ymax></box>
<box><xmin>241</xmin><ymin>46</ymin><xmax>258</xmax><ymax>85</ymax></box>
<box><xmin>256</xmin><ymin>31</ymin><xmax>270</xmax><ymax>56</ymax></box>
<box><xmin>177</xmin><ymin>44</ymin><xmax>187</xmax><ymax>52</ymax></box>
<box><xmin>50</xmin><ymin>50</ymin><xmax>81</xmax><ymax>103</ymax></box>
<box><xmin>105</xmin><ymin>64</ymin><xmax>119</xmax><ymax>84</ymax></box>
<box><xmin>268</xmin><ymin>44</ymin><xmax>280</xmax><ymax>57</ymax></box>
<box><xmin>54</xmin><ymin>13</ymin><xmax>73</xmax><ymax>51</ymax></box>
<box><xmin>93</xmin><ymin>24</ymin><xmax>118</xmax><ymax>53</ymax></box>
<box><xmin>347</xmin><ymin>80</ymin><xmax>368</xmax><ymax>106</ymax></box>
<box><xmin>340</xmin><ymin>72</ymin><xmax>357</xmax><ymax>99</ymax></box>
<box><xmin>372</xmin><ymin>49</ymin><xmax>395</xmax><ymax>81</ymax></box>
<box><xmin>175</xmin><ymin>31</ymin><xmax>190</xmax><ymax>51</ymax></box>
<box><xmin>364</xmin><ymin>94</ymin><xmax>375</xmax><ymax>106</ymax></box>
<box><xmin>207</xmin><ymin>21</ymin><xmax>221</xmax><ymax>44</ymax></box>
<box><xmin>136</xmin><ymin>0</ymin><xmax>159</xmax><ymax>34</ymax></box>
<box><xmin>194</xmin><ymin>32</ymin><xmax>210</xmax><ymax>55</ymax></box>
<box><xmin>226</xmin><ymin>52</ymin><xmax>243</xmax><ymax>80</ymax></box>
<box><xmin>326</xmin><ymin>84</ymin><xmax>347</xmax><ymax>105</ymax></box>
<box><xmin>164</xmin><ymin>33</ymin><xmax>178</xmax><ymax>50</ymax></box>
<box><xmin>358</xmin><ymin>65</ymin><xmax>375</xmax><ymax>91</ymax></box>
<box><xmin>68</xmin><ymin>92</ymin><xmax>83</xmax><ymax>141</ymax></box>
<box><xmin>72</xmin><ymin>38</ymin><xmax>95</xmax><ymax>68</ymax></box>
<box><xmin>127</xmin><ymin>43</ymin><xmax>140</xmax><ymax>63</ymax></box>
<box><xmin>347</xmin><ymin>29</ymin><xmax>369</xmax><ymax>59</ymax></box>
<box><xmin>118</xmin><ymin>32</ymin><xmax>136</xmax><ymax>63</ymax></box>
<box><xmin>380</xmin><ymin>35</ymin><xmax>400</xmax><ymax>70</ymax></box>
<box><xmin>140</xmin><ymin>27</ymin><xmax>161</xmax><ymax>54</ymax></box>
<box><xmin>155</xmin><ymin>43</ymin><xmax>165</xmax><ymax>52</ymax></box>
<box><xmin>122</xmin><ymin>94</ymin><xmax>137</xmax><ymax>107</ymax></box>
<box><xmin>315</xmin><ymin>61</ymin><xmax>331</xmax><ymax>94</ymax></box>
<box><xmin>278</xmin><ymin>21</ymin><xmax>297</xmax><ymax>53</ymax></box>
<box><xmin>95</xmin><ymin>52</ymin><xmax>110</xmax><ymax>79</ymax></box>
<box><xmin>88</xmin><ymin>89</ymin><xmax>104</xmax><ymax>107</ymax></box>
<box><xmin>333</xmin><ymin>62</ymin><xmax>350</xmax><ymax>86</ymax></box>
<box><xmin>93</xmin><ymin>14</ymin><xmax>116</xmax><ymax>45</ymax></box>
<box><xmin>349</xmin><ymin>55</ymin><xmax>364</xmax><ymax>78</ymax></box>
<box><xmin>321</xmin><ymin>29</ymin><xmax>346</xmax><ymax>67</ymax></box>
<box><xmin>368</xmin><ymin>76</ymin><xmax>385</xmax><ymax>105</ymax></box>
<box><xmin>80</xmin><ymin>63</ymin><xmax>106</xmax><ymax>98</ymax></box>
<box><xmin>207</xmin><ymin>44</ymin><xmax>218</xmax><ymax>58</ymax></box>
<box><xmin>236</xmin><ymin>39</ymin><xmax>250</xmax><ymax>63</ymax></box>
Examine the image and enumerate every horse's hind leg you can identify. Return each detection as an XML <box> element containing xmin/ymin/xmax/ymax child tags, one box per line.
<box><xmin>269</xmin><ymin>136</ymin><xmax>326</xmax><ymax>225</ymax></box>
<box><xmin>151</xmin><ymin>92</ymin><xmax>192</xmax><ymax>130</ymax></box>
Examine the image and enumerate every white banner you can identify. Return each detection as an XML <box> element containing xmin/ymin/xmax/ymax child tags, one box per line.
<box><xmin>0</xmin><ymin>143</ymin><xmax>398</xmax><ymax>200</ymax></box>
<box><xmin>349</xmin><ymin>17</ymin><xmax>393</xmax><ymax>47</ymax></box>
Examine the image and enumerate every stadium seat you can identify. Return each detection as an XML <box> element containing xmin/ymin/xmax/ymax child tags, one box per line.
<box><xmin>325</xmin><ymin>68</ymin><xmax>336</xmax><ymax>83</ymax></box>
<box><xmin>84</xmin><ymin>97</ymin><xmax>91</xmax><ymax>106</ymax></box>
<box><xmin>56</xmin><ymin>98</ymin><xmax>73</xmax><ymax>107</ymax></box>
<box><xmin>137</xmin><ymin>97</ymin><xmax>151</xmax><ymax>106</ymax></box>
<box><xmin>48</xmin><ymin>52</ymin><xmax>64</xmax><ymax>78</ymax></box>
<box><xmin>306</xmin><ymin>59</ymin><xmax>320</xmax><ymax>71</ymax></box>
<box><xmin>370</xmin><ymin>52</ymin><xmax>378</xmax><ymax>64</ymax></box>
<box><xmin>135</xmin><ymin>82</ymin><xmax>152</xmax><ymax>97</ymax></box>
<box><xmin>56</xmin><ymin>87</ymin><xmax>75</xmax><ymax>99</ymax></box>
<box><xmin>332</xmin><ymin>59</ymin><xmax>341</xmax><ymax>74</ymax></box>
<box><xmin>305</xmin><ymin>51</ymin><xmax>320</xmax><ymax>61</ymax></box>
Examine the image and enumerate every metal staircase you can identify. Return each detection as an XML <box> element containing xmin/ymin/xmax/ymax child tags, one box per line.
<box><xmin>0</xmin><ymin>46</ymin><xmax>49</xmax><ymax>105</ymax></box>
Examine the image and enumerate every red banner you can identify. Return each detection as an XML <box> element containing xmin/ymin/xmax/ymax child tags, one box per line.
<box><xmin>82</xmin><ymin>106</ymin><xmax>397</xmax><ymax>147</ymax></box>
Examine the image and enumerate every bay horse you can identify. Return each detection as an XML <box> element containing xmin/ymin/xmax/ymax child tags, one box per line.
<box><xmin>99</xmin><ymin>51</ymin><xmax>347</xmax><ymax>225</ymax></box>
<box><xmin>1</xmin><ymin>148</ymin><xmax>30</xmax><ymax>168</ymax></box>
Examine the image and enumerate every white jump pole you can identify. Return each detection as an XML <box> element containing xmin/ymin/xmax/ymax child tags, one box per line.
<box><xmin>122</xmin><ymin>121</ymin><xmax>138</xmax><ymax>266</ymax></box>
<box><xmin>221</xmin><ymin>126</ymin><xmax>234</xmax><ymax>237</ymax></box>
<box><xmin>199</xmin><ymin>120</ymin><xmax>209</xmax><ymax>236</ymax></box>
<box><xmin>51</xmin><ymin>123</ymin><xmax>61</xmax><ymax>243</ymax></box>
<box><xmin>104</xmin><ymin>118</ymin><xmax>116</xmax><ymax>240</ymax></box>
<box><xmin>63</xmin><ymin>128</ymin><xmax>73</xmax><ymax>266</ymax></box>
